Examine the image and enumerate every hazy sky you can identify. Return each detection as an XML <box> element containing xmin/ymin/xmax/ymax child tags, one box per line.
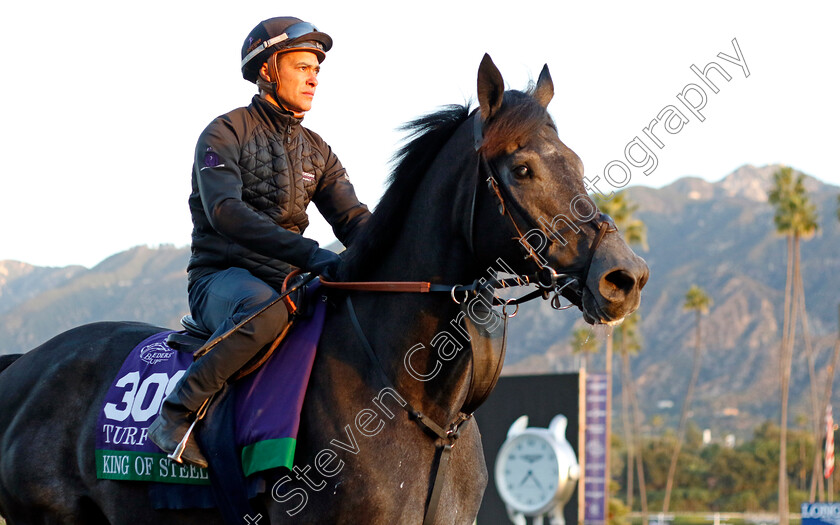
<box><xmin>2</xmin><ymin>1</ymin><xmax>837</xmax><ymax>268</ymax></box>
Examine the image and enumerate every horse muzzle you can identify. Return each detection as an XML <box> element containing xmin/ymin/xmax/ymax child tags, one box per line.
<box><xmin>580</xmin><ymin>251</ymin><xmax>649</xmax><ymax>325</ymax></box>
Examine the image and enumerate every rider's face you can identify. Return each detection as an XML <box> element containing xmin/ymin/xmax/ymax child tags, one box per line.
<box><xmin>264</xmin><ymin>50</ymin><xmax>320</xmax><ymax>117</ymax></box>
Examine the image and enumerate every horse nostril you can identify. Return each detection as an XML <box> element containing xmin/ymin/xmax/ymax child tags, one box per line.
<box><xmin>603</xmin><ymin>269</ymin><xmax>636</xmax><ymax>294</ymax></box>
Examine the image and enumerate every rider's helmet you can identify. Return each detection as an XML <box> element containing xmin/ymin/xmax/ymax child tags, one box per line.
<box><xmin>241</xmin><ymin>17</ymin><xmax>333</xmax><ymax>83</ymax></box>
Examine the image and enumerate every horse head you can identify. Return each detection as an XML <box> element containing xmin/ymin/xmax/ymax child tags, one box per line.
<box><xmin>468</xmin><ymin>54</ymin><xmax>649</xmax><ymax>324</ymax></box>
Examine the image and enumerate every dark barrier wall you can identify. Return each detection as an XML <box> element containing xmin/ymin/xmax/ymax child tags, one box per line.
<box><xmin>475</xmin><ymin>373</ymin><xmax>581</xmax><ymax>525</ymax></box>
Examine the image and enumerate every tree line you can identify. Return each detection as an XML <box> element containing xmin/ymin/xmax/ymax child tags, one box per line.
<box><xmin>609</xmin><ymin>420</ymin><xmax>839</xmax><ymax>514</ymax></box>
<box><xmin>574</xmin><ymin>167</ymin><xmax>840</xmax><ymax>524</ymax></box>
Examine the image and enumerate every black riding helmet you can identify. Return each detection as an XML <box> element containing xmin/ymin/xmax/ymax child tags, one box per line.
<box><xmin>240</xmin><ymin>17</ymin><xmax>332</xmax><ymax>83</ymax></box>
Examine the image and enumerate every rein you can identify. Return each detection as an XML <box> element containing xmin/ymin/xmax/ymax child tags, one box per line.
<box><xmin>318</xmin><ymin>273</ymin><xmax>552</xmax><ymax>309</ymax></box>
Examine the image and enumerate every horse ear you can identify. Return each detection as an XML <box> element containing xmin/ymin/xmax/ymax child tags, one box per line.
<box><xmin>477</xmin><ymin>53</ymin><xmax>505</xmax><ymax>121</ymax></box>
<box><xmin>534</xmin><ymin>64</ymin><xmax>554</xmax><ymax>108</ymax></box>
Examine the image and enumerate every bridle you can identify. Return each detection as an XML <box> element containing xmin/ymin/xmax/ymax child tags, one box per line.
<box><xmin>468</xmin><ymin>110</ymin><xmax>618</xmax><ymax>307</ymax></box>
<box><xmin>324</xmin><ymin>111</ymin><xmax>618</xmax><ymax>308</ymax></box>
<box><xmin>314</xmin><ymin>110</ymin><xmax>618</xmax><ymax>525</ymax></box>
<box><xmin>481</xmin><ymin>156</ymin><xmax>617</xmax><ymax>279</ymax></box>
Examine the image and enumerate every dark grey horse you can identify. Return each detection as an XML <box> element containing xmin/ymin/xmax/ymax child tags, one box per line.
<box><xmin>0</xmin><ymin>55</ymin><xmax>648</xmax><ymax>524</ymax></box>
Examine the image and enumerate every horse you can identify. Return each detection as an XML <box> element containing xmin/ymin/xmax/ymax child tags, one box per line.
<box><xmin>0</xmin><ymin>54</ymin><xmax>648</xmax><ymax>524</ymax></box>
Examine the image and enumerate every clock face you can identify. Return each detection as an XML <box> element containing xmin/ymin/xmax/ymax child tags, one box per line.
<box><xmin>495</xmin><ymin>433</ymin><xmax>560</xmax><ymax>514</ymax></box>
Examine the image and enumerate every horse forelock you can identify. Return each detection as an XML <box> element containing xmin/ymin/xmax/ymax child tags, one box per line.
<box><xmin>480</xmin><ymin>89</ymin><xmax>554</xmax><ymax>159</ymax></box>
<box><xmin>343</xmin><ymin>104</ymin><xmax>471</xmax><ymax>278</ymax></box>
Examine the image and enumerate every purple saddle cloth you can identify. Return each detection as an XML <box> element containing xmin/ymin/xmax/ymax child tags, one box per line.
<box><xmin>95</xmin><ymin>286</ymin><xmax>327</xmax><ymax>485</ymax></box>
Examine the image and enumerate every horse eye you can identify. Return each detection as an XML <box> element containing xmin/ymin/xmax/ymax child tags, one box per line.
<box><xmin>512</xmin><ymin>165</ymin><xmax>531</xmax><ymax>179</ymax></box>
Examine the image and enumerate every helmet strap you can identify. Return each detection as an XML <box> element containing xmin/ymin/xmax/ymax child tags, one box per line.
<box><xmin>267</xmin><ymin>52</ymin><xmax>282</xmax><ymax>105</ymax></box>
<box><xmin>256</xmin><ymin>52</ymin><xmax>280</xmax><ymax>101</ymax></box>
<box><xmin>256</xmin><ymin>77</ymin><xmax>277</xmax><ymax>97</ymax></box>
<box><xmin>257</xmin><ymin>52</ymin><xmax>304</xmax><ymax>118</ymax></box>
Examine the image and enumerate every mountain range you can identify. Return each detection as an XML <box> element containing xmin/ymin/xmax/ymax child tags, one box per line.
<box><xmin>2</xmin><ymin>164</ymin><xmax>838</xmax><ymax>439</ymax></box>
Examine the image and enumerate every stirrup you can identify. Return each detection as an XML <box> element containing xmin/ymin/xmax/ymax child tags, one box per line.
<box><xmin>167</xmin><ymin>397</ymin><xmax>211</xmax><ymax>465</ymax></box>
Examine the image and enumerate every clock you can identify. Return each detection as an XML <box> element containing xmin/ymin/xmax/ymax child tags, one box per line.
<box><xmin>494</xmin><ymin>414</ymin><xmax>580</xmax><ymax>524</ymax></box>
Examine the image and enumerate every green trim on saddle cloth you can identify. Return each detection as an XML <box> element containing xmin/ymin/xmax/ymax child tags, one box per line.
<box><xmin>95</xmin><ymin>450</ymin><xmax>211</xmax><ymax>485</ymax></box>
<box><xmin>240</xmin><ymin>437</ymin><xmax>296</xmax><ymax>477</ymax></box>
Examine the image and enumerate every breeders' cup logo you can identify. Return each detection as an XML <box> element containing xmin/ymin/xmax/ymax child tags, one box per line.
<box><xmin>204</xmin><ymin>147</ymin><xmax>220</xmax><ymax>168</ymax></box>
<box><xmin>139</xmin><ymin>341</ymin><xmax>175</xmax><ymax>365</ymax></box>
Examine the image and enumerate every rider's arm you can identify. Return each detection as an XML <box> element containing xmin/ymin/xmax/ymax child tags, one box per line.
<box><xmin>310</xmin><ymin>140</ymin><xmax>371</xmax><ymax>248</ymax></box>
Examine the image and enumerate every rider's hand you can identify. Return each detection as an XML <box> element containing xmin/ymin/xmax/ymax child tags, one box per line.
<box><xmin>306</xmin><ymin>248</ymin><xmax>342</xmax><ymax>282</ymax></box>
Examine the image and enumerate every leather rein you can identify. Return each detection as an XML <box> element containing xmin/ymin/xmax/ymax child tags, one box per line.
<box><xmin>300</xmin><ymin>111</ymin><xmax>617</xmax><ymax>525</ymax></box>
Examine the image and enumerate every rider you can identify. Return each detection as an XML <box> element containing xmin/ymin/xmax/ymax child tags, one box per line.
<box><xmin>148</xmin><ymin>16</ymin><xmax>371</xmax><ymax>468</ymax></box>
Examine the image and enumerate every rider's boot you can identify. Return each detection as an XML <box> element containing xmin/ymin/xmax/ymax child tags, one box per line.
<box><xmin>149</xmin><ymin>299</ymin><xmax>289</xmax><ymax>468</ymax></box>
<box><xmin>147</xmin><ymin>393</ymin><xmax>209</xmax><ymax>468</ymax></box>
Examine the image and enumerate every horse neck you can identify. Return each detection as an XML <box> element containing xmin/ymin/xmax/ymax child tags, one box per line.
<box><xmin>353</xmin><ymin>135</ymin><xmax>480</xmax><ymax>425</ymax></box>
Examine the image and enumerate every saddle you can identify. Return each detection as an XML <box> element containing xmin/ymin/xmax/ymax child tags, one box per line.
<box><xmin>163</xmin><ymin>316</ymin><xmax>291</xmax><ymax>382</ymax></box>
<box><xmin>163</xmin><ymin>282</ymin><xmax>308</xmax><ymax>382</ymax></box>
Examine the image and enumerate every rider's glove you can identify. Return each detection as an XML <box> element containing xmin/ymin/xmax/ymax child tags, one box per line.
<box><xmin>305</xmin><ymin>248</ymin><xmax>342</xmax><ymax>282</ymax></box>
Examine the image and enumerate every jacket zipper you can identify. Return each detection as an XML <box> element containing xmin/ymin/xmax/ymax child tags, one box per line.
<box><xmin>284</xmin><ymin>124</ymin><xmax>295</xmax><ymax>219</ymax></box>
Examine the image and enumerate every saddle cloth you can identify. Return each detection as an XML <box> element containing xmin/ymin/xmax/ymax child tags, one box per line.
<box><xmin>95</xmin><ymin>287</ymin><xmax>328</xmax><ymax>485</ymax></box>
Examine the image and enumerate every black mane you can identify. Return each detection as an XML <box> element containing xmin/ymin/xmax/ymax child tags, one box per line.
<box><xmin>342</xmin><ymin>87</ymin><xmax>551</xmax><ymax>278</ymax></box>
<box><xmin>343</xmin><ymin>104</ymin><xmax>471</xmax><ymax>278</ymax></box>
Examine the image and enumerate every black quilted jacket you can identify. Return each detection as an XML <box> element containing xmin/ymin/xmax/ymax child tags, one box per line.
<box><xmin>187</xmin><ymin>96</ymin><xmax>370</xmax><ymax>292</ymax></box>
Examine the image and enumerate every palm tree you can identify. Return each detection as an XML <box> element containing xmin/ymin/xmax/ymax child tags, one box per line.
<box><xmin>768</xmin><ymin>166</ymin><xmax>819</xmax><ymax>524</ymax></box>
<box><xmin>594</xmin><ymin>191</ymin><xmax>648</xmax><ymax>518</ymax></box>
<box><xmin>627</xmin><ymin>355</ymin><xmax>649</xmax><ymax>525</ymax></box>
<box><xmin>615</xmin><ymin>313</ymin><xmax>644</xmax><ymax>512</ymax></box>
<box><xmin>570</xmin><ymin>326</ymin><xmax>599</xmax><ymax>370</ymax></box>
<box><xmin>801</xmin><ymin>264</ymin><xmax>825</xmax><ymax>501</ymax></box>
<box><xmin>662</xmin><ymin>285</ymin><xmax>712</xmax><ymax>513</ymax></box>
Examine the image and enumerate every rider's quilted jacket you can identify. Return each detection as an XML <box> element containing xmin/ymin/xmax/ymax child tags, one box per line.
<box><xmin>187</xmin><ymin>95</ymin><xmax>370</xmax><ymax>292</ymax></box>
